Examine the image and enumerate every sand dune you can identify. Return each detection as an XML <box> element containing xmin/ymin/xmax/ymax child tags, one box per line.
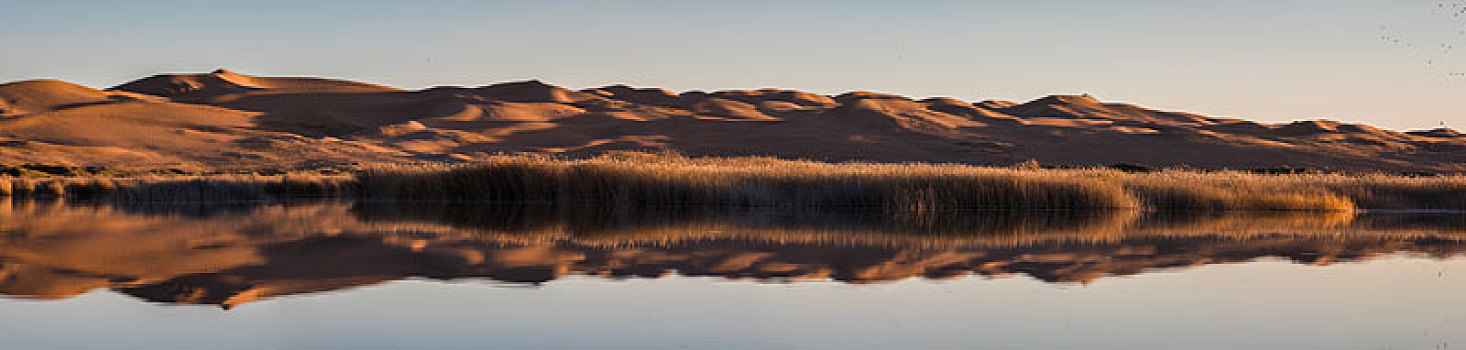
<box><xmin>1</xmin><ymin>69</ymin><xmax>1463</xmax><ymax>172</ymax></box>
<box><xmin>0</xmin><ymin>80</ymin><xmax>121</xmax><ymax>116</ymax></box>
<box><xmin>110</xmin><ymin>69</ymin><xmax>399</xmax><ymax>101</ymax></box>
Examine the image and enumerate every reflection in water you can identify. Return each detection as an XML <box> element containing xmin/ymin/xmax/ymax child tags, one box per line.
<box><xmin>1</xmin><ymin>200</ymin><xmax>1464</xmax><ymax>308</ymax></box>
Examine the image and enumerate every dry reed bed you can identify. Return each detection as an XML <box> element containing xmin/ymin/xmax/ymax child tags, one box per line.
<box><xmin>357</xmin><ymin>153</ymin><xmax>1135</xmax><ymax>211</ymax></box>
<box><xmin>359</xmin><ymin>153</ymin><xmax>1461</xmax><ymax>211</ymax></box>
<box><xmin>0</xmin><ymin>174</ymin><xmax>354</xmax><ymax>202</ymax></box>
<box><xmin>3</xmin><ymin>152</ymin><xmax>1465</xmax><ymax>211</ymax></box>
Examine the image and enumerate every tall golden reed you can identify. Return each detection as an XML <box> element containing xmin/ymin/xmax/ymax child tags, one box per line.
<box><xmin>0</xmin><ymin>174</ymin><xmax>355</xmax><ymax>202</ymax></box>
<box><xmin>356</xmin><ymin>152</ymin><xmax>1389</xmax><ymax>211</ymax></box>
<box><xmin>2</xmin><ymin>152</ymin><xmax>1462</xmax><ymax>211</ymax></box>
<box><xmin>356</xmin><ymin>153</ymin><xmax>1141</xmax><ymax>210</ymax></box>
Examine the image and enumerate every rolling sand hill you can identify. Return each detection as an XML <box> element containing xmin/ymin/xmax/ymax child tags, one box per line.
<box><xmin>2</xmin><ymin>69</ymin><xmax>1464</xmax><ymax>172</ymax></box>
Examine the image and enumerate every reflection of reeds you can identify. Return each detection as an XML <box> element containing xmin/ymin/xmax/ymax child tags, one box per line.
<box><xmin>7</xmin><ymin>200</ymin><xmax>1466</xmax><ymax>305</ymax></box>
<box><xmin>351</xmin><ymin>203</ymin><xmax>1141</xmax><ymax>240</ymax></box>
<box><xmin>3</xmin><ymin>152</ymin><xmax>1465</xmax><ymax>211</ymax></box>
<box><xmin>348</xmin><ymin>201</ymin><xmax>1466</xmax><ymax>249</ymax></box>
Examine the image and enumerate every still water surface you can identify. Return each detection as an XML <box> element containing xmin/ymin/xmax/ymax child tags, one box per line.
<box><xmin>0</xmin><ymin>201</ymin><xmax>1462</xmax><ymax>349</ymax></box>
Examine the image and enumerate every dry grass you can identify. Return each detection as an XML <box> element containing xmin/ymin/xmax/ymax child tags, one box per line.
<box><xmin>357</xmin><ymin>152</ymin><xmax>1138</xmax><ymax>211</ymax></box>
<box><xmin>3</xmin><ymin>152</ymin><xmax>1464</xmax><ymax>211</ymax></box>
<box><xmin>0</xmin><ymin>174</ymin><xmax>354</xmax><ymax>202</ymax></box>
<box><xmin>355</xmin><ymin>152</ymin><xmax>1431</xmax><ymax>211</ymax></box>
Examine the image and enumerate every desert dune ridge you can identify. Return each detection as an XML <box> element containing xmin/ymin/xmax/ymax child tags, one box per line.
<box><xmin>0</xmin><ymin>70</ymin><xmax>1463</xmax><ymax>172</ymax></box>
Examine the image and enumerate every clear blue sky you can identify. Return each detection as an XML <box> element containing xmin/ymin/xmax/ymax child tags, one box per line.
<box><xmin>2</xmin><ymin>0</ymin><xmax>1463</xmax><ymax>130</ymax></box>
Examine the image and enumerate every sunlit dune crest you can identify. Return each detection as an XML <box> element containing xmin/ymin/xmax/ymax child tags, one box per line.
<box><xmin>1</xmin><ymin>70</ymin><xmax>1464</xmax><ymax>172</ymax></box>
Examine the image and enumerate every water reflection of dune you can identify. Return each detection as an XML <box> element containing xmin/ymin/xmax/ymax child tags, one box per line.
<box><xmin>1</xmin><ymin>201</ymin><xmax>1463</xmax><ymax>308</ymax></box>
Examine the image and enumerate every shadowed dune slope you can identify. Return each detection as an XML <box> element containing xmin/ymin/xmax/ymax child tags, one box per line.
<box><xmin>1</xmin><ymin>70</ymin><xmax>1464</xmax><ymax>172</ymax></box>
<box><xmin>109</xmin><ymin>69</ymin><xmax>399</xmax><ymax>101</ymax></box>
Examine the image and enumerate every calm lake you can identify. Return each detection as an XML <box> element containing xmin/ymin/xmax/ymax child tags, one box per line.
<box><xmin>1</xmin><ymin>201</ymin><xmax>1463</xmax><ymax>349</ymax></box>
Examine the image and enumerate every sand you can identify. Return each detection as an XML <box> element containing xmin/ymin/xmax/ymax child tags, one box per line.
<box><xmin>0</xmin><ymin>69</ymin><xmax>1462</xmax><ymax>172</ymax></box>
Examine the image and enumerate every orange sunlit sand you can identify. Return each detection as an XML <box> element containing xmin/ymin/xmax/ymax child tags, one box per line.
<box><xmin>3</xmin><ymin>70</ymin><xmax>1464</xmax><ymax>173</ymax></box>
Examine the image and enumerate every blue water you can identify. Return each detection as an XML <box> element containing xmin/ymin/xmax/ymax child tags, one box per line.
<box><xmin>1</xmin><ymin>202</ymin><xmax>1463</xmax><ymax>349</ymax></box>
<box><xmin>0</xmin><ymin>257</ymin><xmax>1461</xmax><ymax>349</ymax></box>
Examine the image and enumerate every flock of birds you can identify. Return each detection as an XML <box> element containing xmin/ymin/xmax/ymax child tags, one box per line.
<box><xmin>1448</xmin><ymin>1</ymin><xmax>1466</xmax><ymax>17</ymax></box>
<box><xmin>1381</xmin><ymin>2</ymin><xmax>1466</xmax><ymax>78</ymax></box>
<box><xmin>1375</xmin><ymin>2</ymin><xmax>1466</xmax><ymax>130</ymax></box>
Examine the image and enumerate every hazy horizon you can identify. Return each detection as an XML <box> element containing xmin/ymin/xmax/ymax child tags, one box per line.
<box><xmin>3</xmin><ymin>0</ymin><xmax>1464</xmax><ymax>130</ymax></box>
